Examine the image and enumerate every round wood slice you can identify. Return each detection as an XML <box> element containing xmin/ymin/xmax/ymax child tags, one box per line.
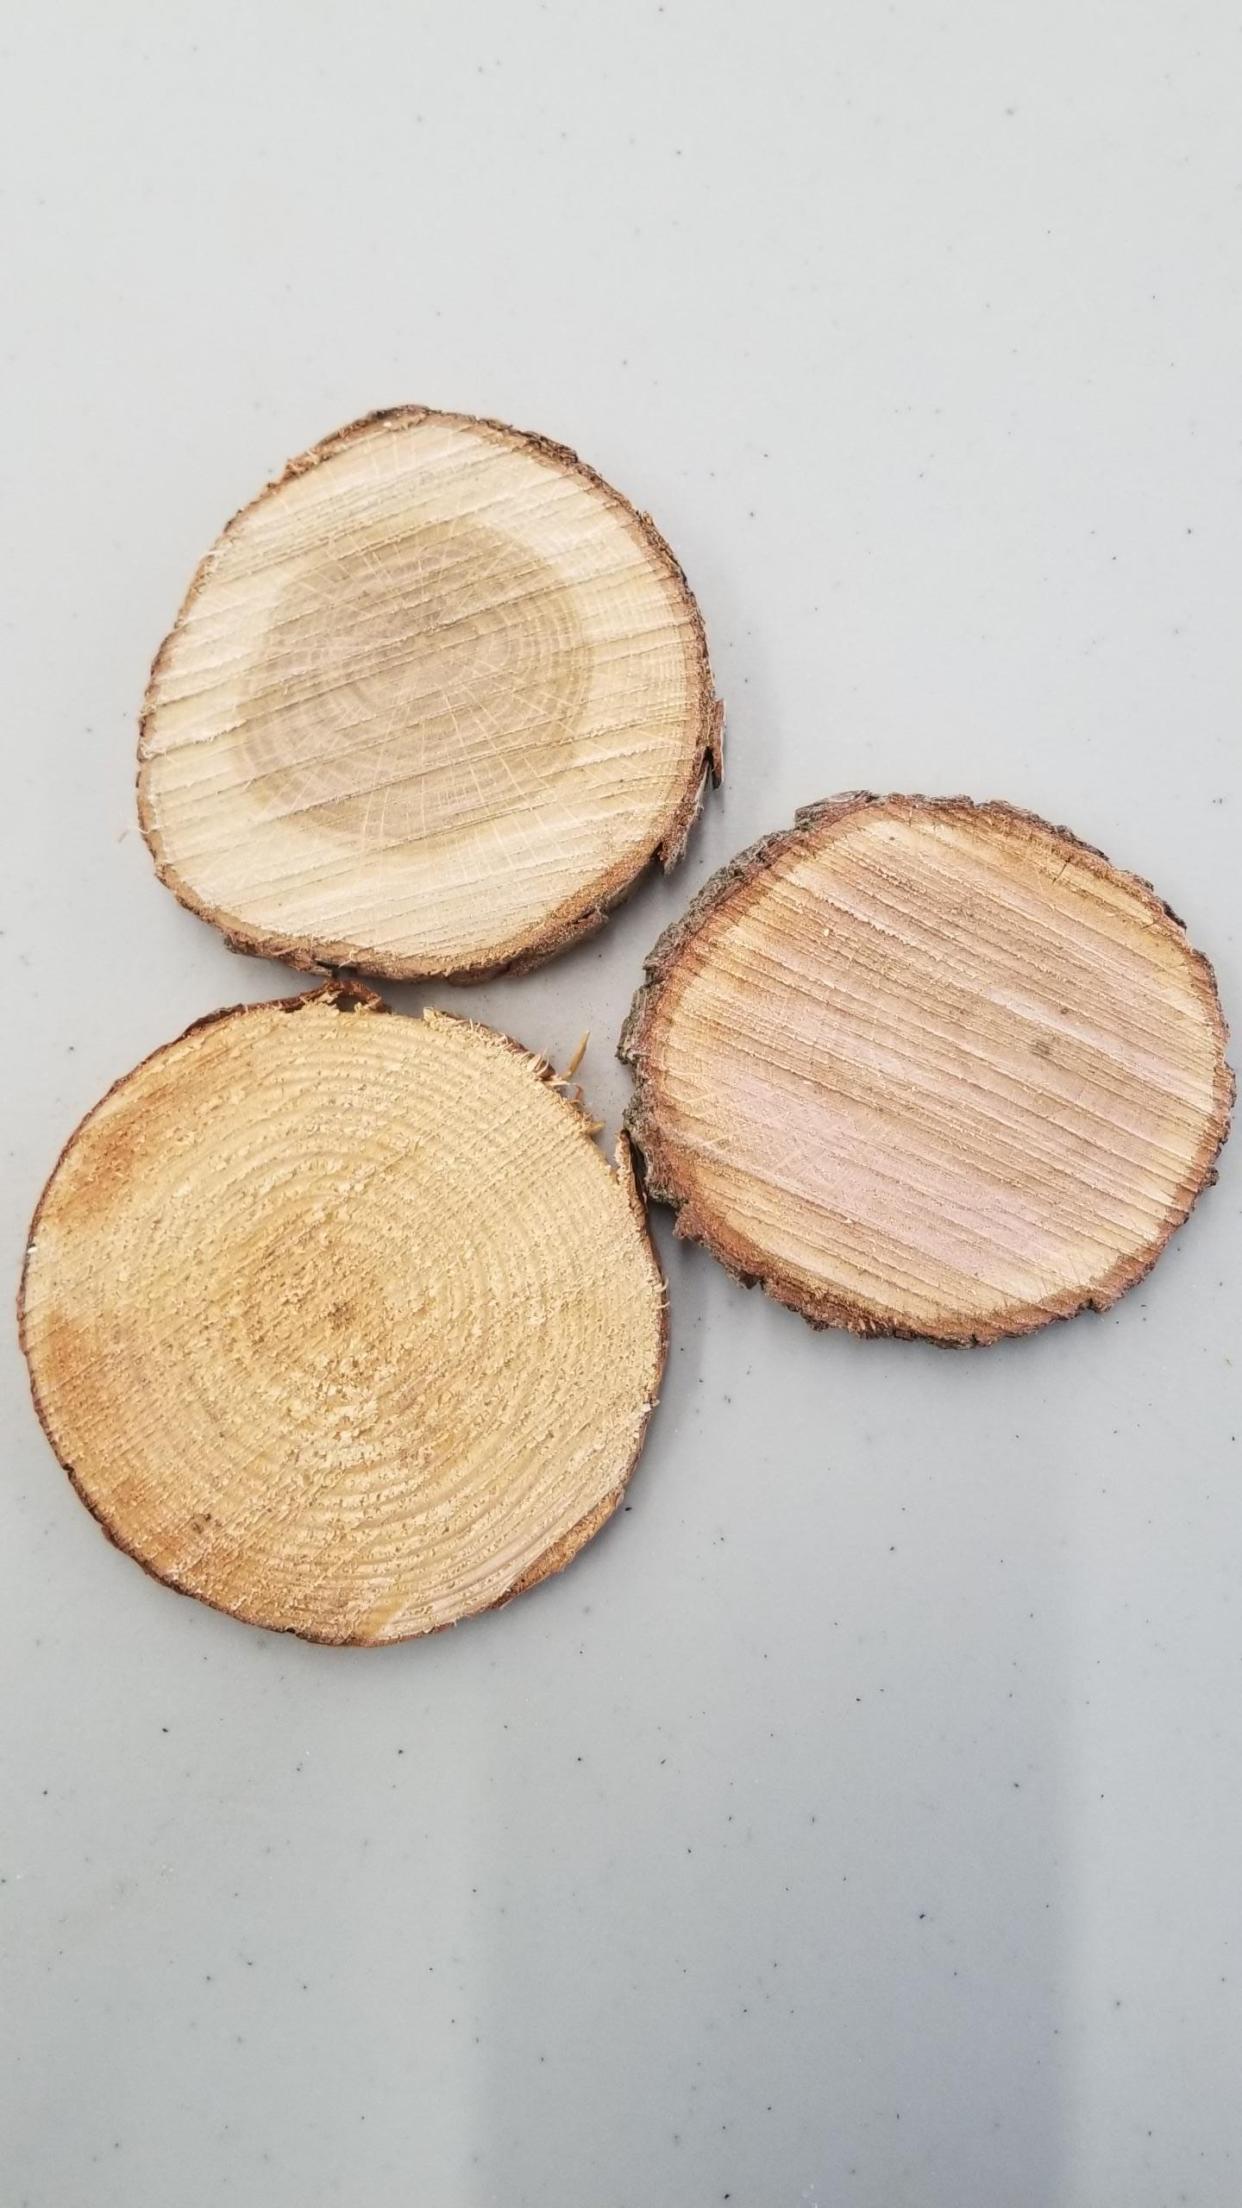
<box><xmin>138</xmin><ymin>408</ymin><xmax>722</xmax><ymax>981</ymax></box>
<box><xmin>621</xmin><ymin>795</ymin><xmax>1232</xmax><ymax>1346</ymax></box>
<box><xmin>20</xmin><ymin>983</ymin><xmax>666</xmax><ymax>1642</ymax></box>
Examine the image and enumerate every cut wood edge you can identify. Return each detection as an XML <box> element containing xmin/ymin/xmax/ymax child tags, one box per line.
<box><xmin>19</xmin><ymin>981</ymin><xmax>668</xmax><ymax>1643</ymax></box>
<box><xmin>136</xmin><ymin>406</ymin><xmax>724</xmax><ymax>984</ymax></box>
<box><xmin>619</xmin><ymin>792</ymin><xmax>1234</xmax><ymax>1348</ymax></box>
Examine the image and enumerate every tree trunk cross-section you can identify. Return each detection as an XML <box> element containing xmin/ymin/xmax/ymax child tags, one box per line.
<box><xmin>20</xmin><ymin>985</ymin><xmax>666</xmax><ymax>1643</ymax></box>
<box><xmin>621</xmin><ymin>795</ymin><xmax>1232</xmax><ymax>1347</ymax></box>
<box><xmin>138</xmin><ymin>409</ymin><xmax>722</xmax><ymax>982</ymax></box>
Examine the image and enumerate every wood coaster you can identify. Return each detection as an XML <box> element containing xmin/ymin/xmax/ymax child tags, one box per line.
<box><xmin>20</xmin><ymin>984</ymin><xmax>665</xmax><ymax>1641</ymax></box>
<box><xmin>139</xmin><ymin>409</ymin><xmax>722</xmax><ymax>982</ymax></box>
<box><xmin>621</xmin><ymin>795</ymin><xmax>1231</xmax><ymax>1346</ymax></box>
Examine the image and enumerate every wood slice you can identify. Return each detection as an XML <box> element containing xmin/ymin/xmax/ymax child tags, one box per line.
<box><xmin>621</xmin><ymin>795</ymin><xmax>1232</xmax><ymax>1346</ymax></box>
<box><xmin>138</xmin><ymin>408</ymin><xmax>722</xmax><ymax>981</ymax></box>
<box><xmin>20</xmin><ymin>984</ymin><xmax>666</xmax><ymax>1642</ymax></box>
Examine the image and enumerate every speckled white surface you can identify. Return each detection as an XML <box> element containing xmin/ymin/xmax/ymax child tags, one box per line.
<box><xmin>2</xmin><ymin>6</ymin><xmax>1240</xmax><ymax>2204</ymax></box>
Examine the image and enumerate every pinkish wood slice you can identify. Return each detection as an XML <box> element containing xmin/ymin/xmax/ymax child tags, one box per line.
<box><xmin>621</xmin><ymin>795</ymin><xmax>1232</xmax><ymax>1346</ymax></box>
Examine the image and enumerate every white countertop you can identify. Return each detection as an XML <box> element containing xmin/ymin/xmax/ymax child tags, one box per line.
<box><xmin>3</xmin><ymin>5</ymin><xmax>1239</xmax><ymax>2203</ymax></box>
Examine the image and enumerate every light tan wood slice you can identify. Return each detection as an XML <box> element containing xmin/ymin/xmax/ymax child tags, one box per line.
<box><xmin>139</xmin><ymin>408</ymin><xmax>722</xmax><ymax>981</ymax></box>
<box><xmin>20</xmin><ymin>984</ymin><xmax>666</xmax><ymax>1642</ymax></box>
<box><xmin>621</xmin><ymin>795</ymin><xmax>1232</xmax><ymax>1346</ymax></box>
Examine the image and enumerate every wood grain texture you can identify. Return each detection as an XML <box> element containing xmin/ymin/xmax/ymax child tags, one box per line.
<box><xmin>621</xmin><ymin>795</ymin><xmax>1232</xmax><ymax>1346</ymax></box>
<box><xmin>138</xmin><ymin>408</ymin><xmax>722</xmax><ymax>981</ymax></box>
<box><xmin>20</xmin><ymin>984</ymin><xmax>666</xmax><ymax>1642</ymax></box>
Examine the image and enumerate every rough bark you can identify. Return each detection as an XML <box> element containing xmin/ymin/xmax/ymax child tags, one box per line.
<box><xmin>139</xmin><ymin>407</ymin><xmax>723</xmax><ymax>982</ymax></box>
<box><xmin>621</xmin><ymin>794</ymin><xmax>1232</xmax><ymax>1346</ymax></box>
<box><xmin>20</xmin><ymin>983</ymin><xmax>666</xmax><ymax>1642</ymax></box>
